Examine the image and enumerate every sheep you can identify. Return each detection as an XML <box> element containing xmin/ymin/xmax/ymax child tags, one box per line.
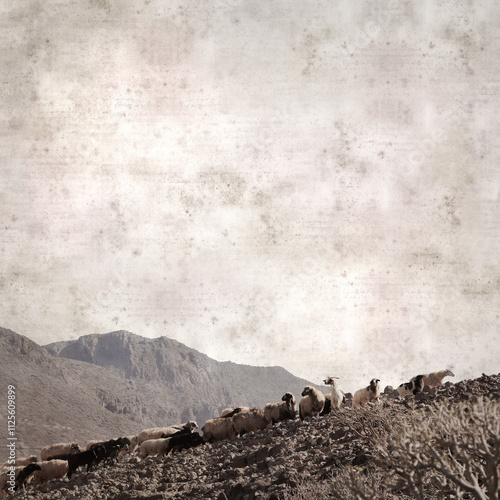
<box><xmin>397</xmin><ymin>374</ymin><xmax>425</xmax><ymax>397</ymax></box>
<box><xmin>299</xmin><ymin>386</ymin><xmax>326</xmax><ymax>419</ymax></box>
<box><xmin>1</xmin><ymin>464</ymin><xmax>42</xmax><ymax>496</ymax></box>
<box><xmin>232</xmin><ymin>408</ymin><xmax>268</xmax><ymax>437</ymax></box>
<box><xmin>220</xmin><ymin>406</ymin><xmax>251</xmax><ymax>417</ymax></box>
<box><xmin>138</xmin><ymin>438</ymin><xmax>171</xmax><ymax>459</ymax></box>
<box><xmin>201</xmin><ymin>417</ymin><xmax>236</xmax><ymax>443</ymax></box>
<box><xmin>14</xmin><ymin>463</ymin><xmax>42</xmax><ymax>491</ymax></box>
<box><xmin>0</xmin><ymin>464</ymin><xmax>40</xmax><ymax>495</ymax></box>
<box><xmin>67</xmin><ymin>445</ymin><xmax>106</xmax><ymax>479</ymax></box>
<box><xmin>411</xmin><ymin>369</ymin><xmax>455</xmax><ymax>388</ymax></box>
<box><xmin>352</xmin><ymin>379</ymin><xmax>381</xmax><ymax>408</ymax></box>
<box><xmin>136</xmin><ymin>421</ymin><xmax>198</xmax><ymax>445</ymax></box>
<box><xmin>1</xmin><ymin>455</ymin><xmax>37</xmax><ymax>471</ymax></box>
<box><xmin>320</xmin><ymin>394</ymin><xmax>332</xmax><ymax>416</ymax></box>
<box><xmin>40</xmin><ymin>442</ymin><xmax>80</xmax><ymax>461</ymax></box>
<box><xmin>31</xmin><ymin>460</ymin><xmax>69</xmax><ymax>485</ymax></box>
<box><xmin>46</xmin><ymin>447</ymin><xmax>81</xmax><ymax>461</ymax></box>
<box><xmin>164</xmin><ymin>432</ymin><xmax>204</xmax><ymax>455</ymax></box>
<box><xmin>324</xmin><ymin>377</ymin><xmax>343</xmax><ymax>411</ymax></box>
<box><xmin>160</xmin><ymin>427</ymin><xmax>193</xmax><ymax>439</ymax></box>
<box><xmin>264</xmin><ymin>392</ymin><xmax>296</xmax><ymax>424</ymax></box>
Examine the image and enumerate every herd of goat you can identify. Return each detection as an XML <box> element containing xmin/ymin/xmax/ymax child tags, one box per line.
<box><xmin>0</xmin><ymin>369</ymin><xmax>455</xmax><ymax>496</ymax></box>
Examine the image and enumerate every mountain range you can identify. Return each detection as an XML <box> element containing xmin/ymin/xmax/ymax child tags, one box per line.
<box><xmin>0</xmin><ymin>327</ymin><xmax>321</xmax><ymax>463</ymax></box>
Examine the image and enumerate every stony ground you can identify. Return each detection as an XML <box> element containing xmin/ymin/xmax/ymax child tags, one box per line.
<box><xmin>9</xmin><ymin>373</ymin><xmax>500</xmax><ymax>500</ymax></box>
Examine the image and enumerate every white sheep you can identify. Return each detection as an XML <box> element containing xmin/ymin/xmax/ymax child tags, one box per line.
<box><xmin>1</xmin><ymin>455</ymin><xmax>37</xmax><ymax>471</ymax></box>
<box><xmin>138</xmin><ymin>438</ymin><xmax>170</xmax><ymax>459</ymax></box>
<box><xmin>299</xmin><ymin>386</ymin><xmax>326</xmax><ymax>419</ymax></box>
<box><xmin>324</xmin><ymin>377</ymin><xmax>343</xmax><ymax>411</ymax></box>
<box><xmin>201</xmin><ymin>417</ymin><xmax>236</xmax><ymax>443</ymax></box>
<box><xmin>220</xmin><ymin>406</ymin><xmax>251</xmax><ymax>417</ymax></box>
<box><xmin>352</xmin><ymin>378</ymin><xmax>381</xmax><ymax>408</ymax></box>
<box><xmin>397</xmin><ymin>374</ymin><xmax>425</xmax><ymax>397</ymax></box>
<box><xmin>264</xmin><ymin>393</ymin><xmax>296</xmax><ymax>424</ymax></box>
<box><xmin>31</xmin><ymin>460</ymin><xmax>68</xmax><ymax>485</ymax></box>
<box><xmin>136</xmin><ymin>421</ymin><xmax>197</xmax><ymax>445</ymax></box>
<box><xmin>411</xmin><ymin>369</ymin><xmax>455</xmax><ymax>388</ymax></box>
<box><xmin>40</xmin><ymin>442</ymin><xmax>79</xmax><ymax>461</ymax></box>
<box><xmin>232</xmin><ymin>408</ymin><xmax>268</xmax><ymax>437</ymax></box>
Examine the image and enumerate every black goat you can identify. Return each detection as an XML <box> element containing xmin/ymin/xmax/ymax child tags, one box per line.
<box><xmin>67</xmin><ymin>445</ymin><xmax>106</xmax><ymax>479</ymax></box>
<box><xmin>14</xmin><ymin>463</ymin><xmax>42</xmax><ymax>491</ymax></box>
<box><xmin>164</xmin><ymin>432</ymin><xmax>204</xmax><ymax>455</ymax></box>
<box><xmin>90</xmin><ymin>437</ymin><xmax>131</xmax><ymax>466</ymax></box>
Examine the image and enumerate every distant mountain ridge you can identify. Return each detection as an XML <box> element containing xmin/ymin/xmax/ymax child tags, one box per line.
<box><xmin>44</xmin><ymin>330</ymin><xmax>319</xmax><ymax>408</ymax></box>
<box><xmin>0</xmin><ymin>328</ymin><xmax>321</xmax><ymax>463</ymax></box>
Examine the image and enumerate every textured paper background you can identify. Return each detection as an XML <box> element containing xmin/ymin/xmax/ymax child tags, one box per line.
<box><xmin>1</xmin><ymin>0</ymin><xmax>498</xmax><ymax>391</ymax></box>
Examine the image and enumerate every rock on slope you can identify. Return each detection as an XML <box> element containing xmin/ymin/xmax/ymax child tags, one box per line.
<box><xmin>14</xmin><ymin>373</ymin><xmax>500</xmax><ymax>500</ymax></box>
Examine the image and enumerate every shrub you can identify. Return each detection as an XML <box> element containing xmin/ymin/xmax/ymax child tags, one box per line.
<box><xmin>372</xmin><ymin>398</ymin><xmax>500</xmax><ymax>499</ymax></box>
<box><xmin>284</xmin><ymin>399</ymin><xmax>500</xmax><ymax>499</ymax></box>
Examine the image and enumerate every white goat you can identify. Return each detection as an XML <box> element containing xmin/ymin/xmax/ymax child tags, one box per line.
<box><xmin>324</xmin><ymin>377</ymin><xmax>343</xmax><ymax>410</ymax></box>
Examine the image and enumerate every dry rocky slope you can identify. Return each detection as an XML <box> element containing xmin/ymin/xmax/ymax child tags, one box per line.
<box><xmin>0</xmin><ymin>328</ymin><xmax>320</xmax><ymax>463</ymax></box>
<box><xmin>10</xmin><ymin>372</ymin><xmax>500</xmax><ymax>500</ymax></box>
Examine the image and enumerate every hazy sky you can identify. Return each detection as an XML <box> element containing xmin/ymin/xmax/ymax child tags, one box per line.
<box><xmin>1</xmin><ymin>0</ymin><xmax>498</xmax><ymax>392</ymax></box>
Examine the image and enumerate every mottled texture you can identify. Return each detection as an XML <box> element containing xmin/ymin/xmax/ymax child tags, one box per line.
<box><xmin>0</xmin><ymin>1</ymin><xmax>498</xmax><ymax>392</ymax></box>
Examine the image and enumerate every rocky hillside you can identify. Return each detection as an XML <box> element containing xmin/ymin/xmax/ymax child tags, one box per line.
<box><xmin>0</xmin><ymin>328</ymin><xmax>320</xmax><ymax>464</ymax></box>
<box><xmin>11</xmin><ymin>372</ymin><xmax>500</xmax><ymax>500</ymax></box>
<box><xmin>0</xmin><ymin>328</ymin><xmax>147</xmax><ymax>465</ymax></box>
